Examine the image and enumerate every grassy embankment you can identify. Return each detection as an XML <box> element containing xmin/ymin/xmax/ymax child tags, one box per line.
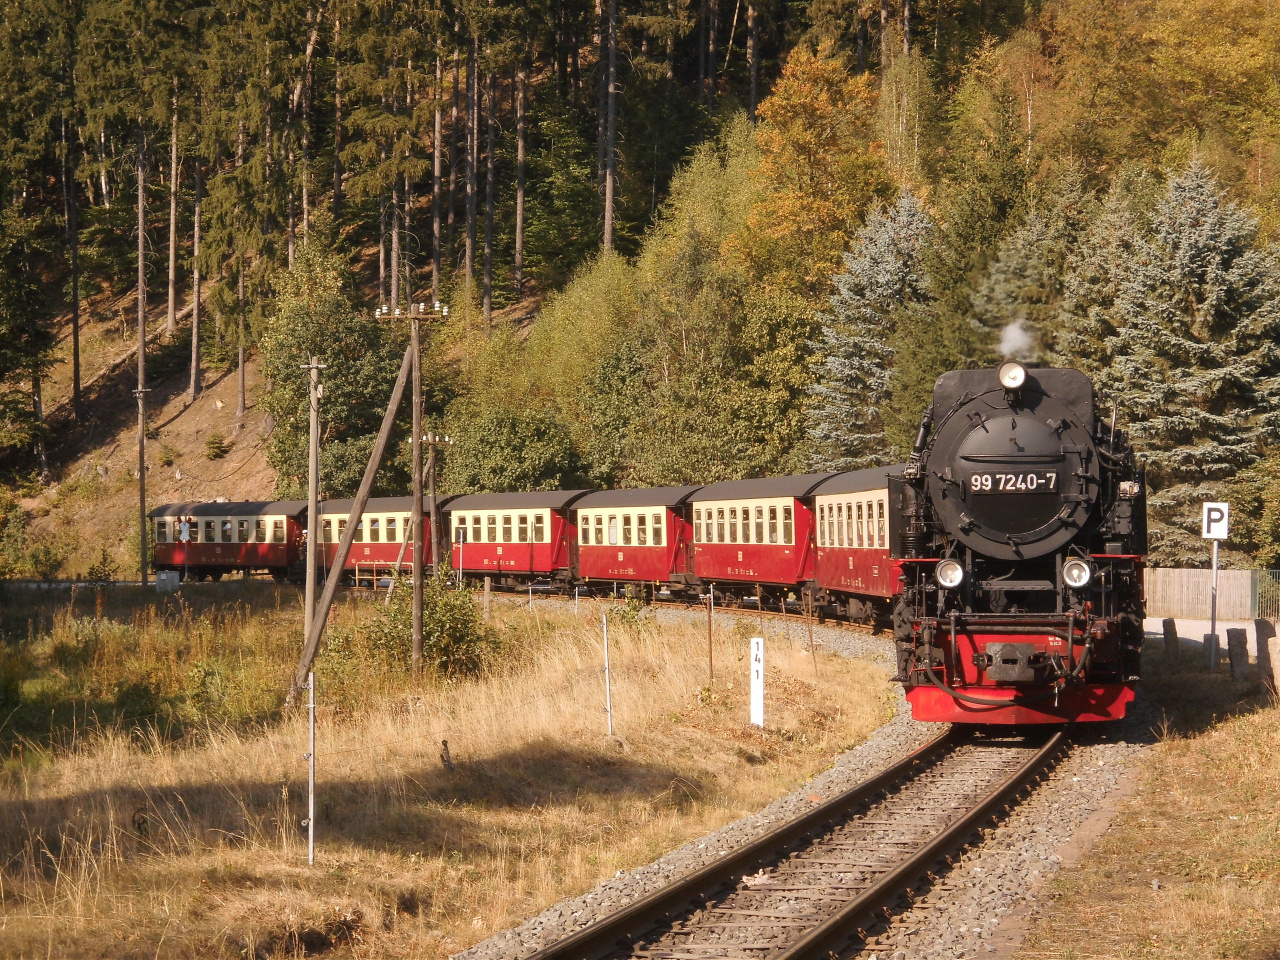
<box><xmin>0</xmin><ymin>583</ymin><xmax>892</xmax><ymax>958</ymax></box>
<box><xmin>1018</xmin><ymin>642</ymin><xmax>1280</xmax><ymax>960</ymax></box>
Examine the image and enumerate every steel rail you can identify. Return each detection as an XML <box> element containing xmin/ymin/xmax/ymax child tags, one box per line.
<box><xmin>774</xmin><ymin>727</ymin><xmax>1069</xmax><ymax>959</ymax></box>
<box><xmin>524</xmin><ymin>729</ymin><xmax>963</xmax><ymax>960</ymax></box>
<box><xmin>525</xmin><ymin>727</ymin><xmax>1067</xmax><ymax>960</ymax></box>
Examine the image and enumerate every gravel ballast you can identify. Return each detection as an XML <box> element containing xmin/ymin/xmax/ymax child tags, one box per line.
<box><xmin>453</xmin><ymin>605</ymin><xmax>1160</xmax><ymax>960</ymax></box>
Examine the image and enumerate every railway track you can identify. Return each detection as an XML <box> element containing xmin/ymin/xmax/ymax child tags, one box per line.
<box><xmin>524</xmin><ymin>727</ymin><xmax>1068</xmax><ymax>960</ymax></box>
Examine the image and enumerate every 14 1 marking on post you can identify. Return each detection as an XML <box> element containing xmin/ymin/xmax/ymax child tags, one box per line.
<box><xmin>750</xmin><ymin>638</ymin><xmax>764</xmax><ymax>728</ymax></box>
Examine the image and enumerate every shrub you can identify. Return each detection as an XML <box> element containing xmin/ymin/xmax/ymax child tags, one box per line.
<box><xmin>364</xmin><ymin>573</ymin><xmax>498</xmax><ymax>677</ymax></box>
<box><xmin>86</xmin><ymin>547</ymin><xmax>118</xmax><ymax>583</ymax></box>
<box><xmin>157</xmin><ymin>444</ymin><xmax>178</xmax><ymax>467</ymax></box>
<box><xmin>205</xmin><ymin>433</ymin><xmax>231</xmax><ymax>460</ymax></box>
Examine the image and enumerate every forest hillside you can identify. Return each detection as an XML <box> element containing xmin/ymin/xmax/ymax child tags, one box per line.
<box><xmin>2</xmin><ymin>0</ymin><xmax>1280</xmax><ymax>573</ymax></box>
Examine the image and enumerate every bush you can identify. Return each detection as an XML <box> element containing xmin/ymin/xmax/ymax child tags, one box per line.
<box><xmin>157</xmin><ymin>444</ymin><xmax>178</xmax><ymax>467</ymax></box>
<box><xmin>364</xmin><ymin>573</ymin><xmax>498</xmax><ymax>677</ymax></box>
<box><xmin>86</xmin><ymin>547</ymin><xmax>118</xmax><ymax>583</ymax></box>
<box><xmin>205</xmin><ymin>433</ymin><xmax>231</xmax><ymax>460</ymax></box>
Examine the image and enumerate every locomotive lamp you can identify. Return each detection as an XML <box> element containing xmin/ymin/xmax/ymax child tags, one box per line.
<box><xmin>1062</xmin><ymin>557</ymin><xmax>1093</xmax><ymax>589</ymax></box>
<box><xmin>936</xmin><ymin>558</ymin><xmax>965</xmax><ymax>589</ymax></box>
<box><xmin>998</xmin><ymin>360</ymin><xmax>1027</xmax><ymax>391</ymax></box>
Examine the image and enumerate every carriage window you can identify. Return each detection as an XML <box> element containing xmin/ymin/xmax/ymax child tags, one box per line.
<box><xmin>221</xmin><ymin>519</ymin><xmax>233</xmax><ymax>543</ymax></box>
<box><xmin>155</xmin><ymin>520</ymin><xmax>168</xmax><ymax>543</ymax></box>
<box><xmin>768</xmin><ymin>506</ymin><xmax>778</xmax><ymax>543</ymax></box>
<box><xmin>204</xmin><ymin>520</ymin><xmax>215</xmax><ymax>543</ymax></box>
<box><xmin>857</xmin><ymin>503</ymin><xmax>864</xmax><ymax>547</ymax></box>
<box><xmin>254</xmin><ymin>519</ymin><xmax>266</xmax><ymax>542</ymax></box>
<box><xmin>238</xmin><ymin>519</ymin><xmax>250</xmax><ymax>543</ymax></box>
<box><xmin>637</xmin><ymin>513</ymin><xmax>647</xmax><ymax>545</ymax></box>
<box><xmin>741</xmin><ymin>504</ymin><xmax>750</xmax><ymax>543</ymax></box>
<box><xmin>878</xmin><ymin>500</ymin><xmax>886</xmax><ymax>547</ymax></box>
<box><xmin>534</xmin><ymin>513</ymin><xmax>546</xmax><ymax>543</ymax></box>
<box><xmin>716</xmin><ymin>508</ymin><xmax>725</xmax><ymax>543</ymax></box>
<box><xmin>594</xmin><ymin>515</ymin><xmax>604</xmax><ymax>545</ymax></box>
<box><xmin>502</xmin><ymin>515</ymin><xmax>513</xmax><ymax>542</ymax></box>
<box><xmin>817</xmin><ymin>505</ymin><xmax>825</xmax><ymax>546</ymax></box>
<box><xmin>581</xmin><ymin>518</ymin><xmax>590</xmax><ymax>545</ymax></box>
<box><xmin>608</xmin><ymin>515</ymin><xmax>618</xmax><ymax>545</ymax></box>
<box><xmin>369</xmin><ymin>518</ymin><xmax>381</xmax><ymax>543</ymax></box>
<box><xmin>846</xmin><ymin>502</ymin><xmax>854</xmax><ymax>547</ymax></box>
<box><xmin>728</xmin><ymin>507</ymin><xmax>738</xmax><ymax>543</ymax></box>
<box><xmin>783</xmin><ymin>506</ymin><xmax>794</xmax><ymax>545</ymax></box>
<box><xmin>472</xmin><ymin>515</ymin><xmax>481</xmax><ymax>544</ymax></box>
<box><xmin>273</xmin><ymin>519</ymin><xmax>285</xmax><ymax>543</ymax></box>
<box><xmin>867</xmin><ymin>501</ymin><xmax>875</xmax><ymax>545</ymax></box>
<box><xmin>323</xmin><ymin>519</ymin><xmax>332</xmax><ymax>543</ymax></box>
<box><xmin>694</xmin><ymin>509</ymin><xmax>703</xmax><ymax>543</ymax></box>
<box><xmin>836</xmin><ymin>504</ymin><xmax>843</xmax><ymax>547</ymax></box>
<box><xmin>652</xmin><ymin>513</ymin><xmax>663</xmax><ymax>546</ymax></box>
<box><xmin>755</xmin><ymin>506</ymin><xmax>764</xmax><ymax>544</ymax></box>
<box><xmin>354</xmin><ymin>520</ymin><xmax>364</xmax><ymax>543</ymax></box>
<box><xmin>386</xmin><ymin>517</ymin><xmax>397</xmax><ymax>542</ymax></box>
<box><xmin>338</xmin><ymin>518</ymin><xmax>347</xmax><ymax>540</ymax></box>
<box><xmin>487</xmin><ymin>515</ymin><xmax>497</xmax><ymax>542</ymax></box>
<box><xmin>518</xmin><ymin>515</ymin><xmax>529</xmax><ymax>543</ymax></box>
<box><xmin>622</xmin><ymin>514</ymin><xmax>632</xmax><ymax>545</ymax></box>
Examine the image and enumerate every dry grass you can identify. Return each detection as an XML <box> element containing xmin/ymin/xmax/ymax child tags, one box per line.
<box><xmin>0</xmin><ymin>592</ymin><xmax>892</xmax><ymax>958</ymax></box>
<box><xmin>1018</xmin><ymin>645</ymin><xmax>1280</xmax><ymax>960</ymax></box>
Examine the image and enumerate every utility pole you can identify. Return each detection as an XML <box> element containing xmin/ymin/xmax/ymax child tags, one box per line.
<box><xmin>136</xmin><ymin>125</ymin><xmax>148</xmax><ymax>587</ymax></box>
<box><xmin>302</xmin><ymin>357</ymin><xmax>326</xmax><ymax>642</ymax></box>
<box><xmin>411</xmin><ymin>307</ymin><xmax>424</xmax><ymax>676</ymax></box>
<box><xmin>428</xmin><ymin>300</ymin><xmax>451</xmax><ymax>576</ymax></box>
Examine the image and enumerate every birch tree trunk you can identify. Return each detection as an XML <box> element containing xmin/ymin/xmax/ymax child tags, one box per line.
<box><xmin>236</xmin><ymin>263</ymin><xmax>246</xmax><ymax>419</ymax></box>
<box><xmin>880</xmin><ymin>0</ymin><xmax>890</xmax><ymax>83</ymax></box>
<box><xmin>391</xmin><ymin>180</ymin><xmax>401</xmax><ymax>310</ymax></box>
<box><xmin>746</xmin><ymin>3</ymin><xmax>758</xmax><ymax>120</ymax></box>
<box><xmin>596</xmin><ymin>0</ymin><xmax>607</xmax><ymax>196</ymax></box>
<box><xmin>190</xmin><ymin>161</ymin><xmax>202</xmax><ymax>400</ymax></box>
<box><xmin>332</xmin><ymin>16</ymin><xmax>343</xmax><ymax>220</ymax></box>
<box><xmin>432</xmin><ymin>42</ymin><xmax>443</xmax><ymax>304</ymax></box>
<box><xmin>136</xmin><ymin>125</ymin><xmax>149</xmax><ymax>586</ymax></box>
<box><xmin>483</xmin><ymin>67</ymin><xmax>495</xmax><ymax>327</ymax></box>
<box><xmin>165</xmin><ymin>82</ymin><xmax>179</xmax><ymax>341</ymax></box>
<box><xmin>448</xmin><ymin>45</ymin><xmax>460</xmax><ymax>247</ymax></box>
<box><xmin>514</xmin><ymin>56</ymin><xmax>526</xmax><ymax>299</ymax></box>
<box><xmin>602</xmin><ymin>0</ymin><xmax>618</xmax><ymax>252</ymax></box>
<box><xmin>464</xmin><ymin>38</ymin><xmax>477</xmax><ymax>286</ymax></box>
<box><xmin>902</xmin><ymin>0</ymin><xmax>910</xmax><ymax>53</ymax></box>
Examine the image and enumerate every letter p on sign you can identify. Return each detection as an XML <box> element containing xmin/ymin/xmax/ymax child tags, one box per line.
<box><xmin>1202</xmin><ymin>502</ymin><xmax>1230</xmax><ymax>540</ymax></box>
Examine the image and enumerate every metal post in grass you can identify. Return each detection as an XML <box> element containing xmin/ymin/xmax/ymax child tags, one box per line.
<box><xmin>307</xmin><ymin>670</ymin><xmax>316</xmax><ymax>865</ymax></box>
<box><xmin>706</xmin><ymin>585</ymin><xmax>715</xmax><ymax>682</ymax></box>
<box><xmin>484</xmin><ymin>575</ymin><xmax>491</xmax><ymax>621</ymax></box>
<box><xmin>602</xmin><ymin>612</ymin><xmax>614</xmax><ymax>736</ymax></box>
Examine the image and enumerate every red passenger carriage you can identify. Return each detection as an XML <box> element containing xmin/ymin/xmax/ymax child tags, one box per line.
<box><xmin>150</xmin><ymin>501</ymin><xmax>308</xmax><ymax>581</ymax></box>
<box><xmin>445</xmin><ymin>491</ymin><xmax>591</xmax><ymax>584</ymax></box>
<box><xmin>318</xmin><ymin>496</ymin><xmax>451</xmax><ymax>584</ymax></box>
<box><xmin>573</xmin><ymin>486</ymin><xmax>701</xmax><ymax>594</ymax></box>
<box><xmin>688</xmin><ymin>475</ymin><xmax>832</xmax><ymax>600</ymax></box>
<box><xmin>811</xmin><ymin>467</ymin><xmax>905</xmax><ymax>622</ymax></box>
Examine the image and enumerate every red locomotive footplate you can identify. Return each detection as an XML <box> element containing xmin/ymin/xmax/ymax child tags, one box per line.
<box><xmin>906</xmin><ymin>683</ymin><xmax>1135</xmax><ymax>725</ymax></box>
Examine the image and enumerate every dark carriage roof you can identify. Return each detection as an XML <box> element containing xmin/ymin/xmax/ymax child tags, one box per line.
<box><xmin>688</xmin><ymin>473</ymin><xmax>836</xmax><ymax>502</ymax></box>
<box><xmin>149</xmin><ymin>500</ymin><xmax>309</xmax><ymax>518</ymax></box>
<box><xmin>811</xmin><ymin>465</ymin><xmax>907</xmax><ymax>496</ymax></box>
<box><xmin>574</xmin><ymin>485</ymin><xmax>703</xmax><ymax>509</ymax></box>
<box><xmin>444</xmin><ymin>490</ymin><xmax>594</xmax><ymax>512</ymax></box>
<box><xmin>318</xmin><ymin>495</ymin><xmax>458</xmax><ymax>515</ymax></box>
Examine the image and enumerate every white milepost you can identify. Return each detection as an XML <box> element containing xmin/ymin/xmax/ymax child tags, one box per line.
<box><xmin>750</xmin><ymin>637</ymin><xmax>764</xmax><ymax>728</ymax></box>
<box><xmin>1202</xmin><ymin>502</ymin><xmax>1230</xmax><ymax>670</ymax></box>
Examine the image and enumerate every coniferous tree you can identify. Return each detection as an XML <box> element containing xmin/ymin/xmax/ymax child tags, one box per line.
<box><xmin>807</xmin><ymin>189</ymin><xmax>934</xmax><ymax>469</ymax></box>
<box><xmin>1103</xmin><ymin>162</ymin><xmax>1280</xmax><ymax>564</ymax></box>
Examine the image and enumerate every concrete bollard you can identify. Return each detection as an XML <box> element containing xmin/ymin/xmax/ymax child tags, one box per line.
<box><xmin>1256</xmin><ymin>620</ymin><xmax>1276</xmax><ymax>692</ymax></box>
<box><xmin>1226</xmin><ymin>628</ymin><xmax>1249</xmax><ymax>682</ymax></box>
<box><xmin>1204</xmin><ymin>633</ymin><xmax>1221</xmax><ymax>672</ymax></box>
<box><xmin>483</xmin><ymin>576</ymin><xmax>492</xmax><ymax>621</ymax></box>
<box><xmin>1162</xmin><ymin>618</ymin><xmax>1180</xmax><ymax>670</ymax></box>
<box><xmin>1267</xmin><ymin>635</ymin><xmax>1280</xmax><ymax>697</ymax></box>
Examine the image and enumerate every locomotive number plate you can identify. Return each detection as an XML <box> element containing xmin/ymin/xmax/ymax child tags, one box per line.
<box><xmin>969</xmin><ymin>471</ymin><xmax>1058</xmax><ymax>493</ymax></box>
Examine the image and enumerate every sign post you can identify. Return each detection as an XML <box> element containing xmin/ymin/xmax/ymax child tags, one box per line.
<box><xmin>1202</xmin><ymin>502</ymin><xmax>1230</xmax><ymax>670</ymax></box>
<box><xmin>750</xmin><ymin>637</ymin><xmax>764</xmax><ymax>728</ymax></box>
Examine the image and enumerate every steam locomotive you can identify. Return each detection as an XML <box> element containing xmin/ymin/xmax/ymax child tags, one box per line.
<box><xmin>890</xmin><ymin>361</ymin><xmax>1146</xmax><ymax>724</ymax></box>
<box><xmin>151</xmin><ymin>361</ymin><xmax>1145</xmax><ymax>726</ymax></box>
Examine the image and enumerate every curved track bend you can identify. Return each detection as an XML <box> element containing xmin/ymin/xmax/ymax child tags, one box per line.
<box><xmin>526</xmin><ymin>727</ymin><xmax>1069</xmax><ymax>960</ymax></box>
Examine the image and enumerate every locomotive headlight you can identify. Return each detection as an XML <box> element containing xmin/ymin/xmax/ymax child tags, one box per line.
<box><xmin>935</xmin><ymin>558</ymin><xmax>965</xmax><ymax>589</ymax></box>
<box><xmin>1063</xmin><ymin>557</ymin><xmax>1092</xmax><ymax>590</ymax></box>
<box><xmin>998</xmin><ymin>360</ymin><xmax>1027</xmax><ymax>391</ymax></box>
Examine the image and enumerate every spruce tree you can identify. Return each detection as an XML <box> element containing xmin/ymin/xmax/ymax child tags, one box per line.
<box><xmin>806</xmin><ymin>189</ymin><xmax>934</xmax><ymax>469</ymax></box>
<box><xmin>1104</xmin><ymin>162</ymin><xmax>1280</xmax><ymax>564</ymax></box>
